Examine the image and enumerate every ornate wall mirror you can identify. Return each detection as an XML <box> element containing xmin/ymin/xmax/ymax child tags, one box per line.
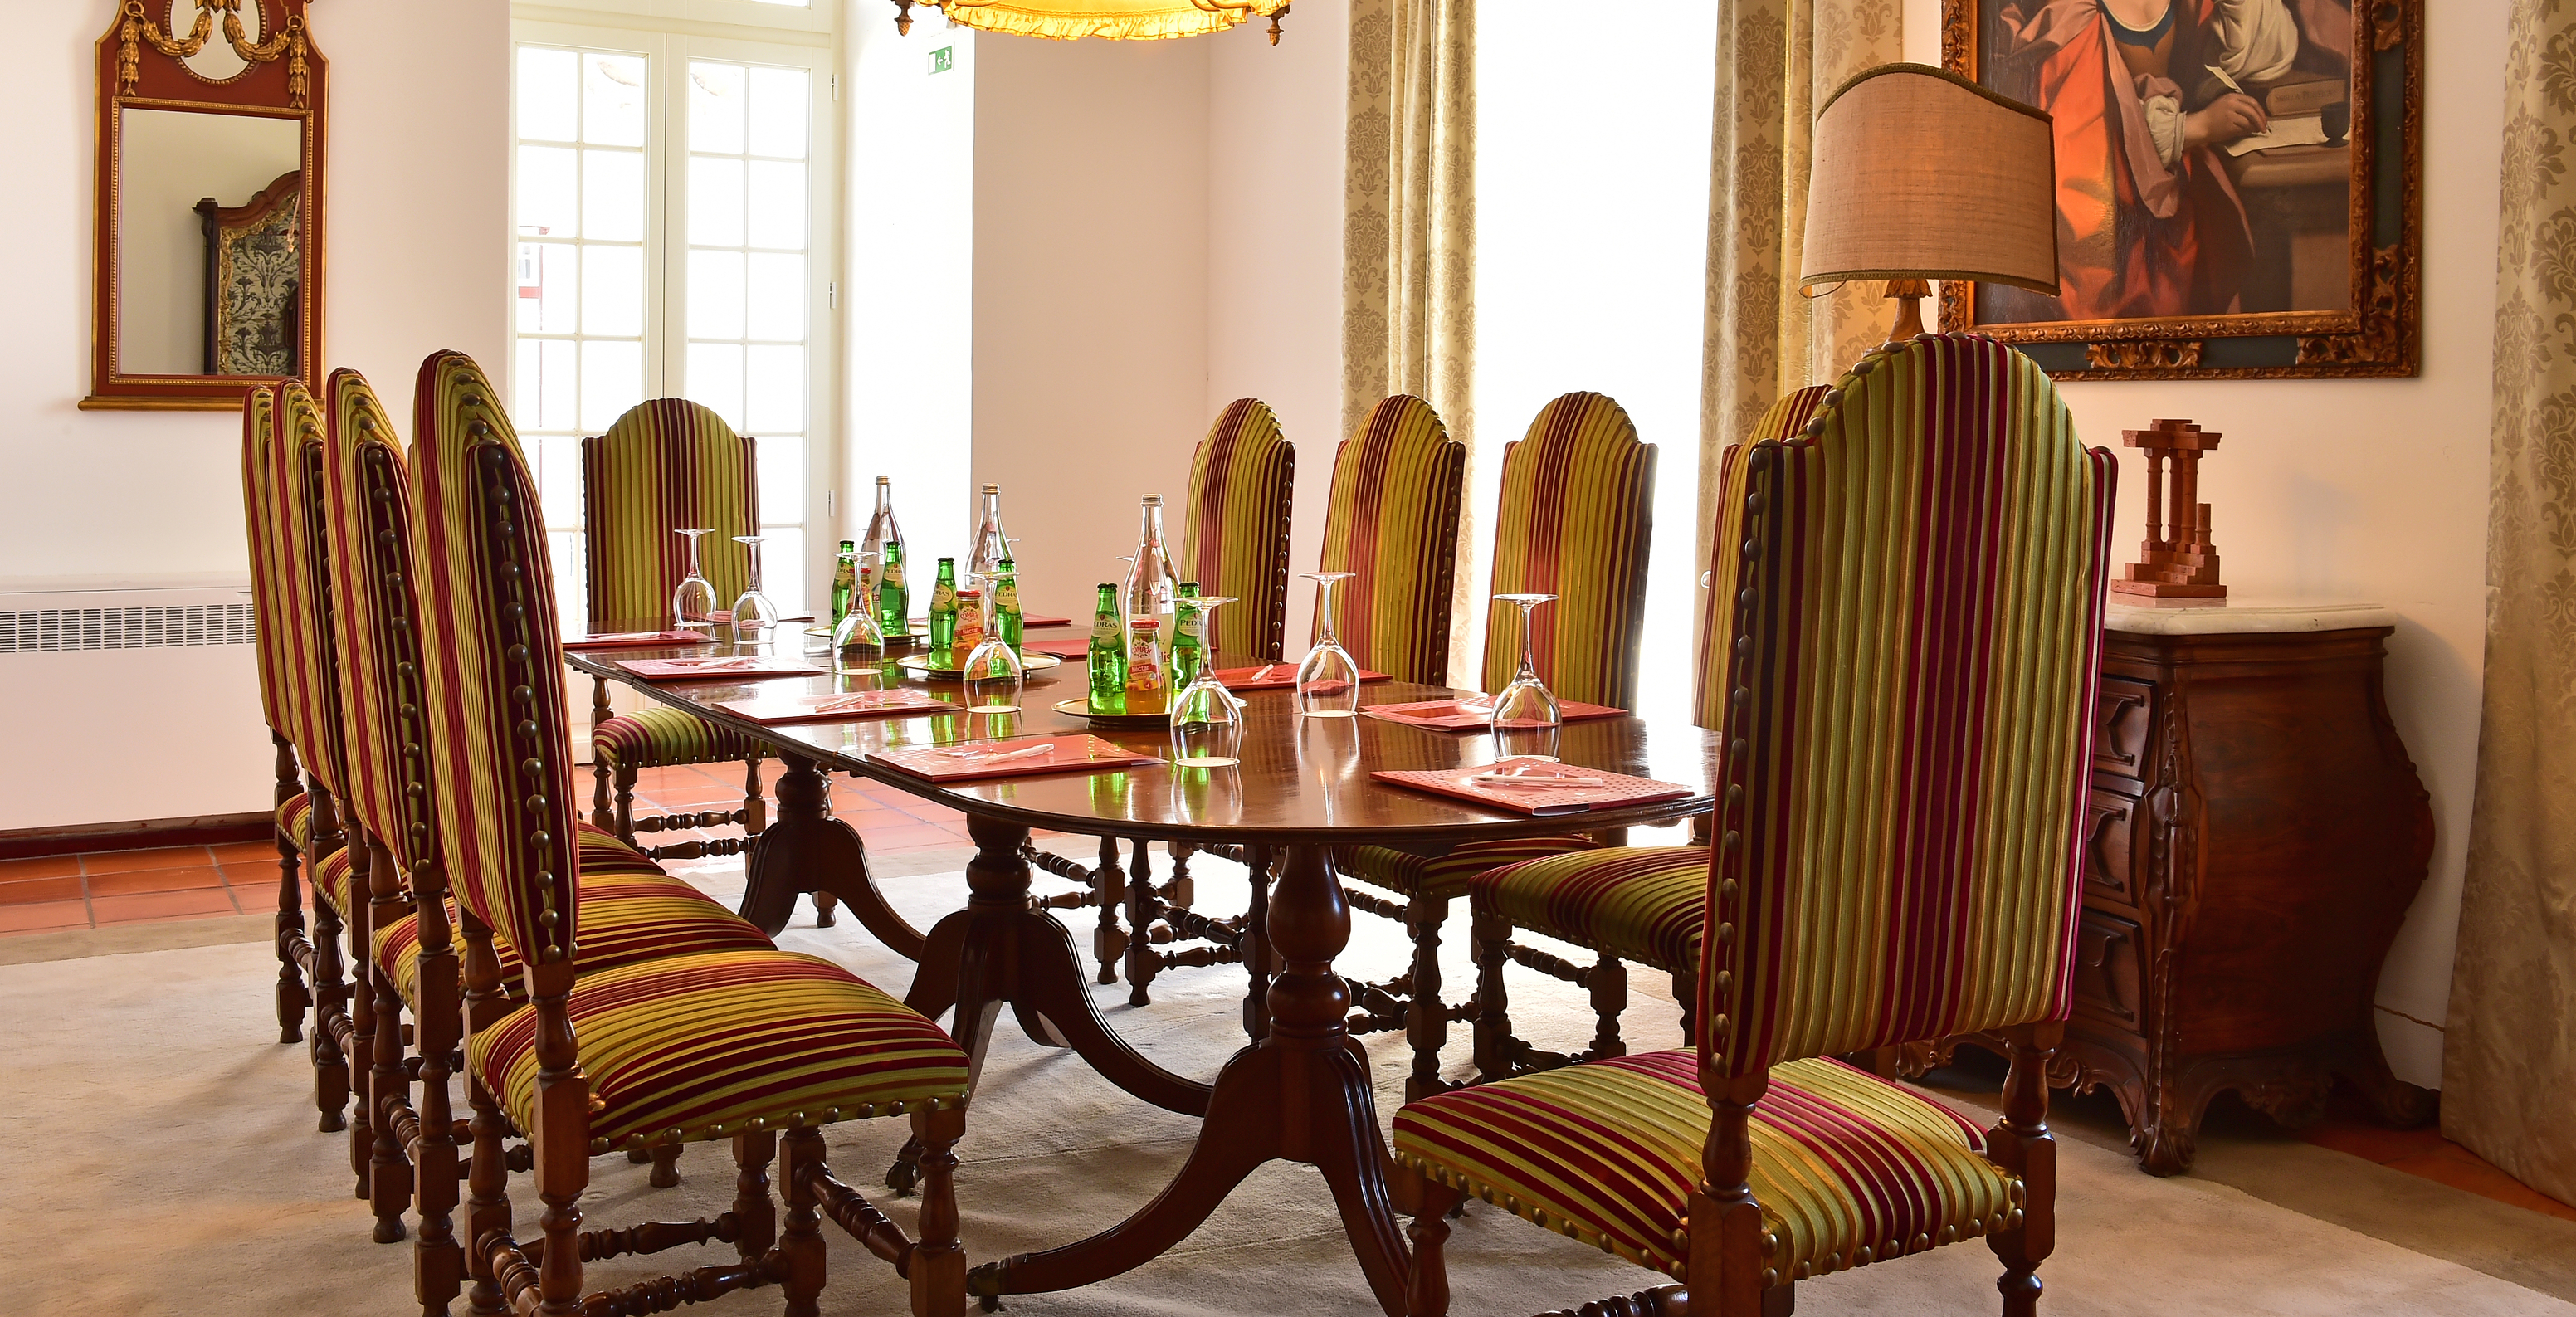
<box><xmin>87</xmin><ymin>0</ymin><xmax>325</xmax><ymax>410</ymax></box>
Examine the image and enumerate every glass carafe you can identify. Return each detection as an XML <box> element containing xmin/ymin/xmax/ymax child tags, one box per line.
<box><xmin>729</xmin><ymin>535</ymin><xmax>780</xmax><ymax>646</ymax></box>
<box><xmin>1490</xmin><ymin>593</ymin><xmax>1563</xmax><ymax>762</ymax></box>
<box><xmin>672</xmin><ymin>529</ymin><xmax>718</xmax><ymax>631</ymax></box>
<box><xmin>1169</xmin><ymin>596</ymin><xmax>1242</xmax><ymax>768</ymax></box>
<box><xmin>1295</xmin><ymin>571</ymin><xmax>1361</xmax><ymax>718</ymax></box>
<box><xmin>968</xmin><ymin>483</ymin><xmax>1012</xmax><ymax>583</ymax></box>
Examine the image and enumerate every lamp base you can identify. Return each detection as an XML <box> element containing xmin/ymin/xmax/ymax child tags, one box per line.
<box><xmin>1884</xmin><ymin>278</ymin><xmax>1932</xmax><ymax>344</ymax></box>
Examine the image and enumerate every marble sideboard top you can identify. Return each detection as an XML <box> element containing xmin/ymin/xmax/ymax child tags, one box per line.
<box><xmin>2104</xmin><ymin>598</ymin><xmax>2400</xmax><ymax>636</ymax></box>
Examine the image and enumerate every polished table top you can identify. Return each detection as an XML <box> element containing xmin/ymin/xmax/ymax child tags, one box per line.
<box><xmin>567</xmin><ymin>621</ymin><xmax>1722</xmax><ymax>844</ymax></box>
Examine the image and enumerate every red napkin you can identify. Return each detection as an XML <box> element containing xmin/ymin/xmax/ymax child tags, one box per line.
<box><xmin>867</xmin><ymin>733</ymin><xmax>1159</xmax><ymax>783</ymax></box>
<box><xmin>715</xmin><ymin>688</ymin><xmax>949</xmax><ymax>724</ymax></box>
<box><xmin>612</xmin><ymin>656</ymin><xmax>825</xmax><ymax>681</ymax></box>
<box><xmin>1370</xmin><ymin>758</ymin><xmax>1695</xmax><ymax>817</ymax></box>
<box><xmin>1361</xmin><ymin>697</ymin><xmax>1626</xmax><ymax>731</ymax></box>
<box><xmin>1214</xmin><ymin>664</ymin><xmax>1391</xmax><ymax>692</ymax></box>
<box><xmin>564</xmin><ymin>630</ymin><xmax>714</xmax><ymax>650</ymax></box>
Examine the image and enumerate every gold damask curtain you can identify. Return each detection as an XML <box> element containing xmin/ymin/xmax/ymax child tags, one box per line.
<box><xmin>1696</xmin><ymin>0</ymin><xmax>1900</xmax><ymax>557</ymax></box>
<box><xmin>2445</xmin><ymin>0</ymin><xmax>2576</xmax><ymax>1207</ymax></box>
<box><xmin>1344</xmin><ymin>0</ymin><xmax>1477</xmax><ymax>678</ymax></box>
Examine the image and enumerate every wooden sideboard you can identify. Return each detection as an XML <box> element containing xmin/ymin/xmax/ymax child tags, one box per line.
<box><xmin>1931</xmin><ymin>602</ymin><xmax>2438</xmax><ymax>1174</ymax></box>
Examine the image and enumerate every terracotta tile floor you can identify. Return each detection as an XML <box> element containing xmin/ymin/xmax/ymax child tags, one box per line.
<box><xmin>8</xmin><ymin>763</ymin><xmax>2570</xmax><ymax>1229</ymax></box>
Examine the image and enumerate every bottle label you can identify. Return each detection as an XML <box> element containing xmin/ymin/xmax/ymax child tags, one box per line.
<box><xmin>1179</xmin><ymin>608</ymin><xmax>1203</xmax><ymax>641</ymax></box>
<box><xmin>884</xmin><ymin>556</ymin><xmax>906</xmax><ymax>589</ymax></box>
<box><xmin>1093</xmin><ymin>612</ymin><xmax>1121</xmax><ymax>641</ymax></box>
<box><xmin>995</xmin><ymin>580</ymin><xmax>1020</xmax><ymax>613</ymax></box>
<box><xmin>1126</xmin><ymin>620</ymin><xmax>1164</xmax><ymax>693</ymax></box>
<box><xmin>931</xmin><ymin>583</ymin><xmax>955</xmax><ymax>612</ymax></box>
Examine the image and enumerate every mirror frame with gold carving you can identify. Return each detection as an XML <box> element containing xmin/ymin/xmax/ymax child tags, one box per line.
<box><xmin>86</xmin><ymin>0</ymin><xmax>326</xmax><ymax>411</ymax></box>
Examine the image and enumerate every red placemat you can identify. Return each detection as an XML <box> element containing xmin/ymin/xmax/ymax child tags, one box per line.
<box><xmin>1371</xmin><ymin>758</ymin><xmax>1695</xmax><ymax>817</ymax></box>
<box><xmin>1361</xmin><ymin>697</ymin><xmax>1625</xmax><ymax>731</ymax></box>
<box><xmin>612</xmin><ymin>655</ymin><xmax>826</xmax><ymax>681</ymax></box>
<box><xmin>565</xmin><ymin>629</ymin><xmax>715</xmax><ymax>650</ymax></box>
<box><xmin>715</xmin><ymin>688</ymin><xmax>949</xmax><ymax>724</ymax></box>
<box><xmin>1214</xmin><ymin>664</ymin><xmax>1392</xmax><ymax>692</ymax></box>
<box><xmin>867</xmin><ymin>733</ymin><xmax>1159</xmax><ymax>783</ymax></box>
<box><xmin>1023</xmin><ymin>637</ymin><xmax>1093</xmax><ymax>659</ymax></box>
<box><xmin>1020</xmin><ymin>613</ymin><xmax>1075</xmax><ymax>628</ymax></box>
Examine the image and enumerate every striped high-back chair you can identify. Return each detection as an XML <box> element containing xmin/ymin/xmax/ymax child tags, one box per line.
<box><xmin>1397</xmin><ymin>334</ymin><xmax>2119</xmax><ymax>1316</ymax></box>
<box><xmin>410</xmin><ymin>353</ymin><xmax>973</xmax><ymax>1316</ymax></box>
<box><xmin>1476</xmin><ymin>391</ymin><xmax>1656</xmax><ymax>707</ymax></box>
<box><xmin>1177</xmin><ymin>398</ymin><xmax>1295</xmax><ymax>661</ymax></box>
<box><xmin>580</xmin><ymin>400</ymin><xmax>774</xmax><ymax>867</ymax></box>
<box><xmin>1314</xmin><ymin>395</ymin><xmax>1465</xmax><ymax>686</ymax></box>
<box><xmin>1694</xmin><ymin>384</ymin><xmax>1832</xmax><ymax>728</ymax></box>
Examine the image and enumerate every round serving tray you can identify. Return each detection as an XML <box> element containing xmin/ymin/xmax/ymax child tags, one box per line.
<box><xmin>895</xmin><ymin>650</ymin><xmax>1064</xmax><ymax>680</ymax></box>
<box><xmin>1051</xmin><ymin>697</ymin><xmax>1174</xmax><ymax>729</ymax></box>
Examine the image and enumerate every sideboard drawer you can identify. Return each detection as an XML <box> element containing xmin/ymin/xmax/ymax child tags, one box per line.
<box><xmin>2071</xmin><ymin>910</ymin><xmax>2145</xmax><ymax>1030</ymax></box>
<box><xmin>2093</xmin><ymin>677</ymin><xmax>2156</xmax><ymax>781</ymax></box>
<box><xmin>2083</xmin><ymin>788</ymin><xmax>2141</xmax><ymax>908</ymax></box>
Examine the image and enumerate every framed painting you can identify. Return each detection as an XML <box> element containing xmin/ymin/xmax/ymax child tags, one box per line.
<box><xmin>1939</xmin><ymin>0</ymin><xmax>2420</xmax><ymax>379</ymax></box>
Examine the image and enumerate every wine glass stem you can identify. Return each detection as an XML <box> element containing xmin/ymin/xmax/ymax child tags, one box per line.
<box><xmin>1315</xmin><ymin>578</ymin><xmax>1340</xmax><ymax>648</ymax></box>
<box><xmin>745</xmin><ymin>544</ymin><xmax>764</xmax><ymax>594</ymax></box>
<box><xmin>1515</xmin><ymin>600</ymin><xmax>1540</xmax><ymax>685</ymax></box>
<box><xmin>686</xmin><ymin>534</ymin><xmax>704</xmax><ymax>581</ymax></box>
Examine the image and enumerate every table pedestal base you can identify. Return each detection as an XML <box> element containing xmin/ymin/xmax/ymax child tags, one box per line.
<box><xmin>738</xmin><ymin>752</ymin><xmax>924</xmax><ymax>961</ymax></box>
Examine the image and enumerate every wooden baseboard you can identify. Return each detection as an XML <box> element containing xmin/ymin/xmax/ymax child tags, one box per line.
<box><xmin>0</xmin><ymin>812</ymin><xmax>272</xmax><ymax>861</ymax></box>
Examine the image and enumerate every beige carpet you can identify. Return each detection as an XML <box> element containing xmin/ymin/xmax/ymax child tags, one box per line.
<box><xmin>6</xmin><ymin>842</ymin><xmax>2573</xmax><ymax>1316</ymax></box>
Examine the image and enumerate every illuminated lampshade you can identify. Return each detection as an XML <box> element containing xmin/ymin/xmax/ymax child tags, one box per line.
<box><xmin>1800</xmin><ymin>63</ymin><xmax>2059</xmax><ymax>336</ymax></box>
<box><xmin>891</xmin><ymin>0</ymin><xmax>1291</xmax><ymax>42</ymax></box>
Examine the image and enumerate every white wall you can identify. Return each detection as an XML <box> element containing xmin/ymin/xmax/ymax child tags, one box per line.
<box><xmin>117</xmin><ymin>108</ymin><xmax>304</xmax><ymax>375</ymax></box>
<box><xmin>1903</xmin><ymin>1</ymin><xmax>2505</xmax><ymax>1088</ymax></box>
<box><xmin>0</xmin><ymin>2</ymin><xmax>509</xmax><ymax>817</ymax></box>
<box><xmin>968</xmin><ymin>33</ymin><xmax>1213</xmax><ymax>622</ymax></box>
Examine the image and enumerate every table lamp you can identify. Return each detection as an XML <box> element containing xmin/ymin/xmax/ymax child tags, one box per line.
<box><xmin>1799</xmin><ymin>64</ymin><xmax>2060</xmax><ymax>341</ymax></box>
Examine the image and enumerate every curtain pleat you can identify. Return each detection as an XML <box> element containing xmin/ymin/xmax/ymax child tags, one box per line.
<box><xmin>1344</xmin><ymin>0</ymin><xmax>1476</xmax><ymax>680</ymax></box>
<box><xmin>2444</xmin><ymin>0</ymin><xmax>2576</xmax><ymax>1208</ymax></box>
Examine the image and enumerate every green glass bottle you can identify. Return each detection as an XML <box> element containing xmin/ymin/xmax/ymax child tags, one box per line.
<box><xmin>1088</xmin><ymin>583</ymin><xmax>1126</xmax><ymax>714</ymax></box>
<box><xmin>1173</xmin><ymin>581</ymin><xmax>1203</xmax><ymax>688</ymax></box>
<box><xmin>995</xmin><ymin>558</ymin><xmax>1023</xmax><ymax>652</ymax></box>
<box><xmin>830</xmin><ymin>539</ymin><xmax>858</xmax><ymax>627</ymax></box>
<box><xmin>928</xmin><ymin>557</ymin><xmax>959</xmax><ymax>656</ymax></box>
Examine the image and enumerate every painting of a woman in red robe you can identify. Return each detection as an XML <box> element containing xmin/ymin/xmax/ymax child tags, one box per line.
<box><xmin>1978</xmin><ymin>0</ymin><xmax>2354</xmax><ymax>323</ymax></box>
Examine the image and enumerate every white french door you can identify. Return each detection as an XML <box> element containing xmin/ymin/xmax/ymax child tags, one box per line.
<box><xmin>509</xmin><ymin>22</ymin><xmax>836</xmax><ymax>629</ymax></box>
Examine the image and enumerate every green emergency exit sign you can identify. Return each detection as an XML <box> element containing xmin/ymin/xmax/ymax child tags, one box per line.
<box><xmin>929</xmin><ymin>46</ymin><xmax>954</xmax><ymax>75</ymax></box>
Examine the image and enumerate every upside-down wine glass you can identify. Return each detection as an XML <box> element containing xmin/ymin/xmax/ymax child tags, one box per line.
<box><xmin>1490</xmin><ymin>593</ymin><xmax>1562</xmax><ymax>762</ymax></box>
<box><xmin>729</xmin><ymin>534</ymin><xmax>780</xmax><ymax>647</ymax></box>
<box><xmin>672</xmin><ymin>529</ymin><xmax>718</xmax><ymax>631</ymax></box>
<box><xmin>1295</xmin><ymin>571</ymin><xmax>1360</xmax><ymax>719</ymax></box>
<box><xmin>961</xmin><ymin>572</ymin><xmax>1025</xmax><ymax>714</ymax></box>
<box><xmin>830</xmin><ymin>548</ymin><xmax>884</xmax><ymax>671</ymax></box>
<box><xmin>1170</xmin><ymin>595</ymin><xmax>1242</xmax><ymax>768</ymax></box>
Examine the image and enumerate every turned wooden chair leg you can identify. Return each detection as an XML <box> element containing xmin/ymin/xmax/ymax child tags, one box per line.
<box><xmin>1588</xmin><ymin>954</ymin><xmax>1629</xmax><ymax>1061</ymax></box>
<box><xmin>779</xmin><ymin>1125</ymin><xmax>827</xmax><ymax>1316</ymax></box>
<box><xmin>734</xmin><ymin>1129</ymin><xmax>779</xmax><ymax>1267</ymax></box>
<box><xmin>1471</xmin><ymin>908</ymin><xmax>1515</xmax><ymax>1082</ymax></box>
<box><xmin>1124</xmin><ymin>841</ymin><xmax>1159</xmax><ymax>1007</ymax></box>
<box><xmin>612</xmin><ymin>759</ymin><xmax>640</xmax><ymax>843</ymax></box>
<box><xmin>1405</xmin><ymin>893</ymin><xmax>1451</xmax><ymax>1102</ymax></box>
<box><xmin>272</xmin><ymin>731</ymin><xmax>309</xmax><ymax>1045</ymax></box>
<box><xmin>1406</xmin><ymin>1173</ymin><xmax>1461</xmax><ymax>1317</ymax></box>
<box><xmin>1092</xmin><ymin>833</ymin><xmax>1124</xmax><ymax>985</ymax></box>
<box><xmin>1988</xmin><ymin>1023</ymin><xmax>2061</xmax><ymax>1317</ymax></box>
<box><xmin>743</xmin><ymin>753</ymin><xmax>769</xmax><ymax>835</ymax></box>
<box><xmin>461</xmin><ymin>921</ymin><xmax>513</xmax><ymax>1317</ymax></box>
<box><xmin>1674</xmin><ymin>963</ymin><xmax>1699</xmax><ymax>1047</ymax></box>
<box><xmin>910</xmin><ymin>1106</ymin><xmax>967</xmax><ymax>1317</ymax></box>
<box><xmin>308</xmin><ymin>885</ymin><xmax>351</xmax><ymax>1134</ymax></box>
<box><xmin>1242</xmin><ymin>845</ymin><xmax>1272</xmax><ymax>1041</ymax></box>
<box><xmin>589</xmin><ymin>676</ymin><xmax>615</xmax><ymax>832</ymax></box>
<box><xmin>648</xmin><ymin>1144</ymin><xmax>682</xmax><ymax>1188</ymax></box>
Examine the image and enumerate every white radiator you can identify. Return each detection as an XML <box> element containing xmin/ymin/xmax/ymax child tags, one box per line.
<box><xmin>0</xmin><ymin>583</ymin><xmax>276</xmax><ymax>831</ymax></box>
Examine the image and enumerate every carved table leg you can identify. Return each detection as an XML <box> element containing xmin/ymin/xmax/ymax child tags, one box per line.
<box><xmin>738</xmin><ymin>751</ymin><xmax>923</xmax><ymax>961</ymax></box>
<box><xmin>969</xmin><ymin>843</ymin><xmax>1410</xmax><ymax>1317</ymax></box>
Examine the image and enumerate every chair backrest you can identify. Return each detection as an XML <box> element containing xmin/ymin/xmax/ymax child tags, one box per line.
<box><xmin>1699</xmin><ymin>336</ymin><xmax>2116</xmax><ymax>1080</ymax></box>
<box><xmin>1178</xmin><ymin>398</ymin><xmax>1295</xmax><ymax>661</ymax></box>
<box><xmin>579</xmin><ymin>399</ymin><xmax>759</xmax><ymax>632</ymax></box>
<box><xmin>239</xmin><ymin>387</ymin><xmax>289</xmax><ymax>736</ymax></box>
<box><xmin>321</xmin><ymin>369</ymin><xmax>432</xmax><ymax>878</ymax></box>
<box><xmin>411</xmin><ymin>352</ymin><xmax>581</xmax><ymax>988</ymax></box>
<box><xmin>1314</xmin><ymin>395</ymin><xmax>1466</xmax><ymax>686</ymax></box>
<box><xmin>1476</xmin><ymin>392</ymin><xmax>1656</xmax><ymax>708</ymax></box>
<box><xmin>1694</xmin><ymin>385</ymin><xmax>1835</xmax><ymax>729</ymax></box>
<box><xmin>272</xmin><ymin>381</ymin><xmax>349</xmax><ymax>798</ymax></box>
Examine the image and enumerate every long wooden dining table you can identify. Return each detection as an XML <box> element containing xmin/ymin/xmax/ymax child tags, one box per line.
<box><xmin>566</xmin><ymin>620</ymin><xmax>1720</xmax><ymax>1315</ymax></box>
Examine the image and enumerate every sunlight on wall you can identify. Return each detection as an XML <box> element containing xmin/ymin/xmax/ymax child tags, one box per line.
<box><xmin>1475</xmin><ymin>5</ymin><xmax>1720</xmax><ymax>720</ymax></box>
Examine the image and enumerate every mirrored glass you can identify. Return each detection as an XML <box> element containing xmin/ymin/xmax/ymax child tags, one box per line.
<box><xmin>689</xmin><ymin>62</ymin><xmax>748</xmax><ymax>154</ymax></box>
<box><xmin>745</xmin><ymin>253</ymin><xmax>804</xmax><ymax>341</ymax></box>
<box><xmin>689</xmin><ymin>156</ymin><xmax>746</xmax><ymax>248</ymax></box>
<box><xmin>748</xmin><ymin>67</ymin><xmax>810</xmax><ymax>159</ymax></box>
<box><xmin>581</xmin><ymin>149</ymin><xmax>645</xmax><ymax>243</ymax></box>
<box><xmin>583</xmin><ymin>52</ymin><xmax>648</xmax><ymax>148</ymax></box>
<box><xmin>689</xmin><ymin>249</ymin><xmax>745</xmax><ymax>340</ymax></box>
<box><xmin>518</xmin><ymin>47</ymin><xmax>579</xmax><ymax>142</ymax></box>
<box><xmin>746</xmin><ymin>161</ymin><xmax>807</xmax><ymax>250</ymax></box>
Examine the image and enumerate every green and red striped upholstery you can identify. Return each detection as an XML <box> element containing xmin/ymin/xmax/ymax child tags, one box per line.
<box><xmin>271</xmin><ymin>382</ymin><xmax>349</xmax><ymax>800</ymax></box>
<box><xmin>1178</xmin><ymin>398</ymin><xmax>1295</xmax><ymax>661</ymax></box>
<box><xmin>321</xmin><ymin>369</ymin><xmax>429</xmax><ymax>871</ymax></box>
<box><xmin>1695</xmin><ymin>385</ymin><xmax>1833</xmax><ymax>728</ymax></box>
<box><xmin>466</xmin><ymin>950</ymin><xmax>969</xmax><ymax>1150</ymax></box>
<box><xmin>407</xmin><ymin>352</ymin><xmax>583</xmax><ymax>970</ymax></box>
<box><xmin>1333</xmin><ymin>836</ymin><xmax>1599</xmax><ymax>900</ymax></box>
<box><xmin>375</xmin><ymin>871</ymin><xmax>767</xmax><ymax>1012</ymax></box>
<box><xmin>1702</xmin><ymin>334</ymin><xmax>2115</xmax><ymax>1076</ymax></box>
<box><xmin>580</xmin><ymin>400</ymin><xmax>759</xmax><ymax>631</ymax></box>
<box><xmin>1315</xmin><ymin>395</ymin><xmax>1466</xmax><ymax>686</ymax></box>
<box><xmin>593</xmin><ymin>705</ymin><xmax>765</xmax><ymax>773</ymax></box>
<box><xmin>1391</xmin><ymin>1053</ymin><xmax>2020</xmax><ymax>1282</ymax></box>
<box><xmin>1466</xmin><ymin>846</ymin><xmax>1706</xmax><ymax>970</ymax></box>
<box><xmin>1476</xmin><ymin>393</ymin><xmax>1658</xmax><ymax>707</ymax></box>
<box><xmin>239</xmin><ymin>388</ymin><xmax>289</xmax><ymax>738</ymax></box>
<box><xmin>276</xmin><ymin>792</ymin><xmax>315</xmax><ymax>854</ymax></box>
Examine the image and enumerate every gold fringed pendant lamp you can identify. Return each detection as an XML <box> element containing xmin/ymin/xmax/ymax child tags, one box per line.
<box><xmin>890</xmin><ymin>0</ymin><xmax>1290</xmax><ymax>43</ymax></box>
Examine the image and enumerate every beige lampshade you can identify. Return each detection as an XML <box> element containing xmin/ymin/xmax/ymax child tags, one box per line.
<box><xmin>1799</xmin><ymin>64</ymin><xmax>2060</xmax><ymax>296</ymax></box>
<box><xmin>918</xmin><ymin>0</ymin><xmax>1288</xmax><ymax>41</ymax></box>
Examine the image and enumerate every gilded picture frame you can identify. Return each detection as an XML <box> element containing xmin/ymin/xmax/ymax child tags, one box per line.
<box><xmin>1939</xmin><ymin>0</ymin><xmax>2420</xmax><ymax>379</ymax></box>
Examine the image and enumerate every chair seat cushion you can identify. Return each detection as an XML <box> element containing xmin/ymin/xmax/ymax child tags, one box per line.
<box><xmin>1334</xmin><ymin>836</ymin><xmax>1603</xmax><ymax>900</ymax></box>
<box><xmin>1393</xmin><ymin>1053</ymin><xmax>2021</xmax><ymax>1285</ymax></box>
<box><xmin>315</xmin><ymin>820</ymin><xmax>659</xmax><ymax>915</ymax></box>
<box><xmin>1468</xmin><ymin>846</ymin><xmax>1709</xmax><ymax>971</ymax></box>
<box><xmin>466</xmin><ymin>949</ymin><xmax>970</xmax><ymax>1150</ymax></box>
<box><xmin>595</xmin><ymin>705</ymin><xmax>769</xmax><ymax>771</ymax></box>
<box><xmin>373</xmin><ymin>870</ymin><xmax>768</xmax><ymax>1011</ymax></box>
<box><xmin>277</xmin><ymin>792</ymin><xmax>315</xmax><ymax>853</ymax></box>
